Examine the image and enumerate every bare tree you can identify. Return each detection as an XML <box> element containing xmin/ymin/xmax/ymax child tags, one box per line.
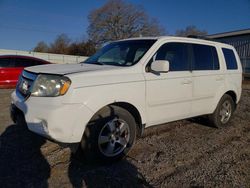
<box><xmin>68</xmin><ymin>40</ymin><xmax>96</xmax><ymax>56</ymax></box>
<box><xmin>33</xmin><ymin>41</ymin><xmax>49</xmax><ymax>53</ymax></box>
<box><xmin>87</xmin><ymin>0</ymin><xmax>165</xmax><ymax>46</ymax></box>
<box><xmin>33</xmin><ymin>35</ymin><xmax>96</xmax><ymax>56</ymax></box>
<box><xmin>49</xmin><ymin>34</ymin><xmax>71</xmax><ymax>54</ymax></box>
<box><xmin>176</xmin><ymin>25</ymin><xmax>207</xmax><ymax>37</ymax></box>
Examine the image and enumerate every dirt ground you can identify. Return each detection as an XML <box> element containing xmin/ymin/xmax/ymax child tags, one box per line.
<box><xmin>0</xmin><ymin>84</ymin><xmax>250</xmax><ymax>187</ymax></box>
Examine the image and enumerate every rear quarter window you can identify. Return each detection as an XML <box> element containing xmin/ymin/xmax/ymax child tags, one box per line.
<box><xmin>192</xmin><ymin>44</ymin><xmax>219</xmax><ymax>71</ymax></box>
<box><xmin>222</xmin><ymin>48</ymin><xmax>238</xmax><ymax>70</ymax></box>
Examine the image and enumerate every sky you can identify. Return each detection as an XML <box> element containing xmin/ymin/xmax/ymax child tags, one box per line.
<box><xmin>0</xmin><ymin>0</ymin><xmax>250</xmax><ymax>51</ymax></box>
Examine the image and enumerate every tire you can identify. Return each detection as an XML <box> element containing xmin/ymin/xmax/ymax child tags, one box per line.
<box><xmin>209</xmin><ymin>94</ymin><xmax>235</xmax><ymax>128</ymax></box>
<box><xmin>79</xmin><ymin>105</ymin><xmax>137</xmax><ymax>162</ymax></box>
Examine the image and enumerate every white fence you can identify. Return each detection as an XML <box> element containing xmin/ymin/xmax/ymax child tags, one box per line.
<box><xmin>0</xmin><ymin>49</ymin><xmax>88</xmax><ymax>64</ymax></box>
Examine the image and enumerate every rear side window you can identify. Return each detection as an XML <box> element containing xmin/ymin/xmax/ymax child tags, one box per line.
<box><xmin>15</xmin><ymin>58</ymin><xmax>33</xmax><ymax>67</ymax></box>
<box><xmin>14</xmin><ymin>58</ymin><xmax>45</xmax><ymax>67</ymax></box>
<box><xmin>0</xmin><ymin>58</ymin><xmax>15</xmax><ymax>67</ymax></box>
<box><xmin>192</xmin><ymin>44</ymin><xmax>219</xmax><ymax>70</ymax></box>
<box><xmin>222</xmin><ymin>48</ymin><xmax>238</xmax><ymax>70</ymax></box>
<box><xmin>154</xmin><ymin>42</ymin><xmax>189</xmax><ymax>71</ymax></box>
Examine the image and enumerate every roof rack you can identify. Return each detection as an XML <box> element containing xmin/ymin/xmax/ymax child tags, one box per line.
<box><xmin>187</xmin><ymin>35</ymin><xmax>218</xmax><ymax>42</ymax></box>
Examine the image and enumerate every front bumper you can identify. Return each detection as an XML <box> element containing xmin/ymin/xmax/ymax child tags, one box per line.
<box><xmin>10</xmin><ymin>90</ymin><xmax>94</xmax><ymax>143</ymax></box>
<box><xmin>10</xmin><ymin>103</ymin><xmax>26</xmax><ymax>126</ymax></box>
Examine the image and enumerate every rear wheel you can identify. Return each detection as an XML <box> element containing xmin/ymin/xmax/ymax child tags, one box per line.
<box><xmin>209</xmin><ymin>94</ymin><xmax>235</xmax><ymax>128</ymax></box>
<box><xmin>80</xmin><ymin>105</ymin><xmax>136</xmax><ymax>162</ymax></box>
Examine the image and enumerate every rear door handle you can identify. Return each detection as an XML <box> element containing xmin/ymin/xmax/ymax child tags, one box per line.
<box><xmin>181</xmin><ymin>79</ymin><xmax>192</xmax><ymax>84</ymax></box>
<box><xmin>216</xmin><ymin>76</ymin><xmax>224</xmax><ymax>81</ymax></box>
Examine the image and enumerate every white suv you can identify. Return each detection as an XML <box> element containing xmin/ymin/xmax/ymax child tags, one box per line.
<box><xmin>11</xmin><ymin>37</ymin><xmax>242</xmax><ymax>161</ymax></box>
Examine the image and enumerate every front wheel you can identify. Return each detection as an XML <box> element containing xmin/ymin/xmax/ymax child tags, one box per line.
<box><xmin>209</xmin><ymin>94</ymin><xmax>235</xmax><ymax>128</ymax></box>
<box><xmin>80</xmin><ymin>105</ymin><xmax>136</xmax><ymax>162</ymax></box>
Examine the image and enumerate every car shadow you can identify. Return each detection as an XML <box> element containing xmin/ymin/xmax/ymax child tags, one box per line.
<box><xmin>187</xmin><ymin>116</ymin><xmax>216</xmax><ymax>128</ymax></box>
<box><xmin>0</xmin><ymin>123</ymin><xmax>50</xmax><ymax>187</ymax></box>
<box><xmin>0</xmin><ymin>123</ymin><xmax>152</xmax><ymax>187</ymax></box>
<box><xmin>68</xmin><ymin>153</ymin><xmax>152</xmax><ymax>188</ymax></box>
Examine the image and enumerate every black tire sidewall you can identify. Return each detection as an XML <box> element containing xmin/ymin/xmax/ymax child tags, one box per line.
<box><xmin>210</xmin><ymin>94</ymin><xmax>235</xmax><ymax>128</ymax></box>
<box><xmin>81</xmin><ymin>105</ymin><xmax>137</xmax><ymax>162</ymax></box>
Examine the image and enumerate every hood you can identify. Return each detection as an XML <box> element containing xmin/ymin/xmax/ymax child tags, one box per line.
<box><xmin>25</xmin><ymin>63</ymin><xmax>122</xmax><ymax>75</ymax></box>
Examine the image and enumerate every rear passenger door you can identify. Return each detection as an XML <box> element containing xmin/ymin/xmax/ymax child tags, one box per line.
<box><xmin>145</xmin><ymin>42</ymin><xmax>192</xmax><ymax>126</ymax></box>
<box><xmin>191</xmin><ymin>44</ymin><xmax>224</xmax><ymax>116</ymax></box>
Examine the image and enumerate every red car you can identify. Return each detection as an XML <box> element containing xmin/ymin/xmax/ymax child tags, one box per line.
<box><xmin>0</xmin><ymin>55</ymin><xmax>52</xmax><ymax>88</ymax></box>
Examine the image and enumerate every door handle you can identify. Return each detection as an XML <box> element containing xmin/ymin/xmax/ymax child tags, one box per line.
<box><xmin>216</xmin><ymin>76</ymin><xmax>224</xmax><ymax>81</ymax></box>
<box><xmin>181</xmin><ymin>79</ymin><xmax>192</xmax><ymax>84</ymax></box>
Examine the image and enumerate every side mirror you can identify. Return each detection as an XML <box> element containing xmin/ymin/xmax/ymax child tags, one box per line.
<box><xmin>150</xmin><ymin>60</ymin><xmax>169</xmax><ymax>73</ymax></box>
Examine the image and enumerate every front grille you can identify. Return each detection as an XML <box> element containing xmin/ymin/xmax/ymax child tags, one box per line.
<box><xmin>17</xmin><ymin>70</ymin><xmax>38</xmax><ymax>99</ymax></box>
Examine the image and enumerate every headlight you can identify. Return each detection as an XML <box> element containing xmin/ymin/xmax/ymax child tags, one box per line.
<box><xmin>31</xmin><ymin>74</ymin><xmax>71</xmax><ymax>97</ymax></box>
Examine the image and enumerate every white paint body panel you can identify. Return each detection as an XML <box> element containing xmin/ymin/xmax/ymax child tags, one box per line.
<box><xmin>11</xmin><ymin>36</ymin><xmax>242</xmax><ymax>143</ymax></box>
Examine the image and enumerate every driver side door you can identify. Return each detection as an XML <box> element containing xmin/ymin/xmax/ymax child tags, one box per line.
<box><xmin>144</xmin><ymin>42</ymin><xmax>192</xmax><ymax>126</ymax></box>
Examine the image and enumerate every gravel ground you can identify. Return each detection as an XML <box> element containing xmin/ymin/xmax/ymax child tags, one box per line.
<box><xmin>0</xmin><ymin>84</ymin><xmax>249</xmax><ymax>187</ymax></box>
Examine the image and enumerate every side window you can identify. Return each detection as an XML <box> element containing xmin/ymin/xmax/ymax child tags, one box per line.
<box><xmin>0</xmin><ymin>58</ymin><xmax>10</xmax><ymax>67</ymax></box>
<box><xmin>14</xmin><ymin>58</ymin><xmax>38</xmax><ymax>67</ymax></box>
<box><xmin>0</xmin><ymin>58</ymin><xmax>14</xmax><ymax>67</ymax></box>
<box><xmin>222</xmin><ymin>48</ymin><xmax>238</xmax><ymax>70</ymax></box>
<box><xmin>192</xmin><ymin>44</ymin><xmax>219</xmax><ymax>70</ymax></box>
<box><xmin>14</xmin><ymin>58</ymin><xmax>27</xmax><ymax>67</ymax></box>
<box><xmin>154</xmin><ymin>43</ymin><xmax>189</xmax><ymax>71</ymax></box>
<box><xmin>33</xmin><ymin>60</ymin><xmax>45</xmax><ymax>66</ymax></box>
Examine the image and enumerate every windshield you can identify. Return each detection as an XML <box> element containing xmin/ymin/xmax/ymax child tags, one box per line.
<box><xmin>83</xmin><ymin>40</ymin><xmax>156</xmax><ymax>66</ymax></box>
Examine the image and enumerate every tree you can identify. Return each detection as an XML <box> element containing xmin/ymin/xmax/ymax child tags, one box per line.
<box><xmin>175</xmin><ymin>25</ymin><xmax>207</xmax><ymax>37</ymax></box>
<box><xmin>87</xmin><ymin>0</ymin><xmax>165</xmax><ymax>46</ymax></box>
<box><xmin>49</xmin><ymin>34</ymin><xmax>71</xmax><ymax>54</ymax></box>
<box><xmin>33</xmin><ymin>41</ymin><xmax>49</xmax><ymax>53</ymax></box>
<box><xmin>81</xmin><ymin>40</ymin><xmax>96</xmax><ymax>56</ymax></box>
<box><xmin>33</xmin><ymin>35</ymin><xmax>96</xmax><ymax>56</ymax></box>
<box><xmin>68</xmin><ymin>40</ymin><xmax>96</xmax><ymax>56</ymax></box>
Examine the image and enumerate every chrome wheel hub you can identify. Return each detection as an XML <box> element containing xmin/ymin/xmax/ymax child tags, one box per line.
<box><xmin>219</xmin><ymin>100</ymin><xmax>232</xmax><ymax>124</ymax></box>
<box><xmin>98</xmin><ymin>118</ymin><xmax>130</xmax><ymax>157</ymax></box>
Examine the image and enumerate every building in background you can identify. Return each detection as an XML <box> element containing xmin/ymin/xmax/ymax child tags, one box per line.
<box><xmin>0</xmin><ymin>49</ymin><xmax>88</xmax><ymax>64</ymax></box>
<box><xmin>208</xmin><ymin>29</ymin><xmax>250</xmax><ymax>77</ymax></box>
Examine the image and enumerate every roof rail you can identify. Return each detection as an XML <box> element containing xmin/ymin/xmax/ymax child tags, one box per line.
<box><xmin>187</xmin><ymin>35</ymin><xmax>218</xmax><ymax>42</ymax></box>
